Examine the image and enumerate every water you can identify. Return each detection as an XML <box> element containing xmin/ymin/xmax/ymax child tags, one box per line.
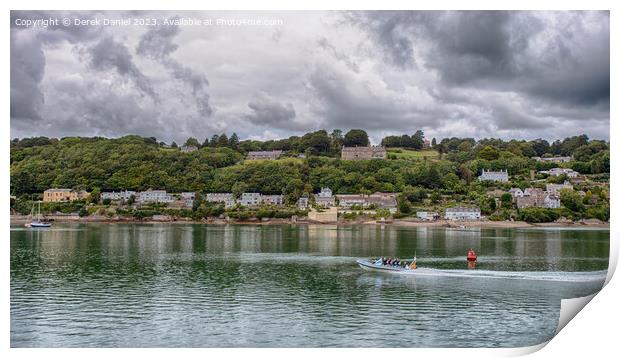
<box><xmin>10</xmin><ymin>223</ymin><xmax>609</xmax><ymax>347</ymax></box>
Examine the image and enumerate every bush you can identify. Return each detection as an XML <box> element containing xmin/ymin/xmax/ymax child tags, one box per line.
<box><xmin>585</xmin><ymin>206</ymin><xmax>610</xmax><ymax>222</ymax></box>
<box><xmin>78</xmin><ymin>208</ymin><xmax>89</xmax><ymax>217</ymax></box>
<box><xmin>518</xmin><ymin>208</ymin><xmax>560</xmax><ymax>223</ymax></box>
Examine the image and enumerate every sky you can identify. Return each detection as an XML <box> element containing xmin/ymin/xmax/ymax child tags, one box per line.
<box><xmin>10</xmin><ymin>10</ymin><xmax>610</xmax><ymax>145</ymax></box>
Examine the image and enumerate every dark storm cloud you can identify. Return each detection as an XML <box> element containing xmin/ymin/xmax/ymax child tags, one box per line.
<box><xmin>10</xmin><ymin>32</ymin><xmax>46</xmax><ymax>122</ymax></box>
<box><xmin>88</xmin><ymin>37</ymin><xmax>159</xmax><ymax>101</ymax></box>
<box><xmin>308</xmin><ymin>66</ymin><xmax>438</xmax><ymax>131</ymax></box>
<box><xmin>136</xmin><ymin>19</ymin><xmax>213</xmax><ymax>116</ymax></box>
<box><xmin>10</xmin><ymin>10</ymin><xmax>609</xmax><ymax>143</ymax></box>
<box><xmin>10</xmin><ymin>10</ymin><xmax>105</xmax><ymax>123</ymax></box>
<box><xmin>350</xmin><ymin>11</ymin><xmax>609</xmax><ymax>107</ymax></box>
<box><xmin>245</xmin><ymin>94</ymin><xmax>298</xmax><ymax>129</ymax></box>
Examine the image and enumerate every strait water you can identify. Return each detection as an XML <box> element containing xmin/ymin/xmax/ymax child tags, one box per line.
<box><xmin>10</xmin><ymin>223</ymin><xmax>609</xmax><ymax>348</ymax></box>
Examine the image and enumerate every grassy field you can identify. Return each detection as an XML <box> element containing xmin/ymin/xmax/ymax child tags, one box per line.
<box><xmin>386</xmin><ymin>148</ymin><xmax>440</xmax><ymax>160</ymax></box>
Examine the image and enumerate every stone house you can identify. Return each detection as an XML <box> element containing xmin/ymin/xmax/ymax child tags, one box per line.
<box><xmin>246</xmin><ymin>150</ymin><xmax>283</xmax><ymax>160</ymax></box>
<box><xmin>341</xmin><ymin>146</ymin><xmax>386</xmax><ymax>160</ymax></box>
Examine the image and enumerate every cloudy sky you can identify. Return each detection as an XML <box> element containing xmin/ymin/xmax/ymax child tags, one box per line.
<box><xmin>10</xmin><ymin>10</ymin><xmax>609</xmax><ymax>144</ymax></box>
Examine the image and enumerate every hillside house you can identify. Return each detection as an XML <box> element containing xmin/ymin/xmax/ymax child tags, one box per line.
<box><xmin>262</xmin><ymin>194</ymin><xmax>284</xmax><ymax>206</ymax></box>
<box><xmin>478</xmin><ymin>169</ymin><xmax>509</xmax><ymax>182</ymax></box>
<box><xmin>240</xmin><ymin>193</ymin><xmax>262</xmax><ymax>207</ymax></box>
<box><xmin>445</xmin><ymin>207</ymin><xmax>481</xmax><ymax>220</ymax></box>
<box><xmin>246</xmin><ymin>150</ymin><xmax>283</xmax><ymax>160</ymax></box>
<box><xmin>509</xmin><ymin>188</ymin><xmax>524</xmax><ymax>200</ymax></box>
<box><xmin>546</xmin><ymin>182</ymin><xmax>573</xmax><ymax>195</ymax></box>
<box><xmin>341</xmin><ymin>146</ymin><xmax>386</xmax><ymax>160</ymax></box>
<box><xmin>336</xmin><ymin>194</ymin><xmax>367</xmax><ymax>208</ymax></box>
<box><xmin>417</xmin><ymin>211</ymin><xmax>440</xmax><ymax>221</ymax></box>
<box><xmin>43</xmin><ymin>188</ymin><xmax>90</xmax><ymax>203</ymax></box>
<box><xmin>315</xmin><ymin>187</ymin><xmax>335</xmax><ymax>207</ymax></box>
<box><xmin>137</xmin><ymin>190</ymin><xmax>173</xmax><ymax>204</ymax></box>
<box><xmin>297</xmin><ymin>197</ymin><xmax>309</xmax><ymax>209</ymax></box>
<box><xmin>101</xmin><ymin>190</ymin><xmax>137</xmax><ymax>201</ymax></box>
<box><xmin>366</xmin><ymin>192</ymin><xmax>398</xmax><ymax>213</ymax></box>
<box><xmin>533</xmin><ymin>156</ymin><xmax>572</xmax><ymax>163</ymax></box>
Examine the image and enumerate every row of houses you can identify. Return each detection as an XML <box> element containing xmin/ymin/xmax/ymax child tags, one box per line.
<box><xmin>313</xmin><ymin>187</ymin><xmax>398</xmax><ymax>213</ymax></box>
<box><xmin>205</xmin><ymin>192</ymin><xmax>284</xmax><ymax>208</ymax></box>
<box><xmin>416</xmin><ymin>207</ymin><xmax>481</xmax><ymax>221</ymax></box>
<box><xmin>101</xmin><ymin>190</ymin><xmax>196</xmax><ymax>208</ymax></box>
<box><xmin>508</xmin><ymin>182</ymin><xmax>574</xmax><ymax>209</ymax></box>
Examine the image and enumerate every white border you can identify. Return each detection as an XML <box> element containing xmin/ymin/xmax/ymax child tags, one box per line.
<box><xmin>4</xmin><ymin>1</ymin><xmax>616</xmax><ymax>357</ymax></box>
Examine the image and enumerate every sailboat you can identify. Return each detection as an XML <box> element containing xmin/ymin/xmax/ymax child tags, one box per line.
<box><xmin>25</xmin><ymin>201</ymin><xmax>51</xmax><ymax>228</ymax></box>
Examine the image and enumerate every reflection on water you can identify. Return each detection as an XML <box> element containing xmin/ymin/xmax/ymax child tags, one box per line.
<box><xmin>11</xmin><ymin>223</ymin><xmax>609</xmax><ymax>347</ymax></box>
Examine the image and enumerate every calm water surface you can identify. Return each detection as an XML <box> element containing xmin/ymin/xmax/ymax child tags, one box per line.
<box><xmin>10</xmin><ymin>223</ymin><xmax>609</xmax><ymax>347</ymax></box>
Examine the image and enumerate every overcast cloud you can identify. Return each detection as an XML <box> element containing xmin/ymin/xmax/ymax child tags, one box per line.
<box><xmin>10</xmin><ymin>10</ymin><xmax>609</xmax><ymax>144</ymax></box>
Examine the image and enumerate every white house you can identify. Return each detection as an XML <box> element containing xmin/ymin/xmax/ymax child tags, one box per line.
<box><xmin>262</xmin><ymin>194</ymin><xmax>284</xmax><ymax>206</ymax></box>
<box><xmin>543</xmin><ymin>194</ymin><xmax>561</xmax><ymax>209</ymax></box>
<box><xmin>445</xmin><ymin>207</ymin><xmax>481</xmax><ymax>220</ymax></box>
<box><xmin>297</xmin><ymin>197</ymin><xmax>309</xmax><ymax>209</ymax></box>
<box><xmin>366</xmin><ymin>193</ymin><xmax>398</xmax><ymax>213</ymax></box>
<box><xmin>417</xmin><ymin>211</ymin><xmax>439</xmax><ymax>221</ymax></box>
<box><xmin>179</xmin><ymin>192</ymin><xmax>196</xmax><ymax>207</ymax></box>
<box><xmin>138</xmin><ymin>190</ymin><xmax>173</xmax><ymax>204</ymax></box>
<box><xmin>478</xmin><ymin>169</ymin><xmax>509</xmax><ymax>182</ymax></box>
<box><xmin>546</xmin><ymin>182</ymin><xmax>573</xmax><ymax>195</ymax></box>
<box><xmin>240</xmin><ymin>193</ymin><xmax>262</xmax><ymax>207</ymax></box>
<box><xmin>337</xmin><ymin>194</ymin><xmax>367</xmax><ymax>208</ymax></box>
<box><xmin>206</xmin><ymin>193</ymin><xmax>234</xmax><ymax>203</ymax></box>
<box><xmin>508</xmin><ymin>188</ymin><xmax>524</xmax><ymax>199</ymax></box>
<box><xmin>315</xmin><ymin>187</ymin><xmax>335</xmax><ymax>207</ymax></box>
<box><xmin>540</xmin><ymin>167</ymin><xmax>579</xmax><ymax>178</ymax></box>
<box><xmin>101</xmin><ymin>190</ymin><xmax>137</xmax><ymax>201</ymax></box>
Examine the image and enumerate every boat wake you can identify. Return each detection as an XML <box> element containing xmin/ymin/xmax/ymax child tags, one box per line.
<box><xmin>357</xmin><ymin>259</ymin><xmax>607</xmax><ymax>283</ymax></box>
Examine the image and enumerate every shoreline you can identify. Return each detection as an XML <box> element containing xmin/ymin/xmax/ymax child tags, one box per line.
<box><xmin>9</xmin><ymin>215</ymin><xmax>609</xmax><ymax>228</ymax></box>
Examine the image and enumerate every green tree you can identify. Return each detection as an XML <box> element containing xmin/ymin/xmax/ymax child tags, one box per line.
<box><xmin>477</xmin><ymin>146</ymin><xmax>500</xmax><ymax>160</ymax></box>
<box><xmin>500</xmin><ymin>193</ymin><xmax>513</xmax><ymax>209</ymax></box>
<box><xmin>411</xmin><ymin>130</ymin><xmax>424</xmax><ymax>150</ymax></box>
<box><xmin>560</xmin><ymin>189</ymin><xmax>586</xmax><ymax>213</ymax></box>
<box><xmin>184</xmin><ymin>137</ymin><xmax>200</xmax><ymax>148</ymax></box>
<box><xmin>217</xmin><ymin>134</ymin><xmax>230</xmax><ymax>147</ymax></box>
<box><xmin>397</xmin><ymin>195</ymin><xmax>412</xmax><ymax>214</ymax></box>
<box><xmin>231</xmin><ymin>181</ymin><xmax>249</xmax><ymax>199</ymax></box>
<box><xmin>89</xmin><ymin>187</ymin><xmax>101</xmax><ymax>204</ymax></box>
<box><xmin>343</xmin><ymin>129</ymin><xmax>369</xmax><ymax>147</ymax></box>
<box><xmin>229</xmin><ymin>133</ymin><xmax>240</xmax><ymax>149</ymax></box>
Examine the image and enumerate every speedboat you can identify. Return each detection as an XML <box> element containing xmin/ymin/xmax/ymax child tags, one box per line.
<box><xmin>356</xmin><ymin>258</ymin><xmax>442</xmax><ymax>275</ymax></box>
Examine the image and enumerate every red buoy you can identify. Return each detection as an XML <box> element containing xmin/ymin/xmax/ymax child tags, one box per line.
<box><xmin>467</xmin><ymin>249</ymin><xmax>477</xmax><ymax>262</ymax></box>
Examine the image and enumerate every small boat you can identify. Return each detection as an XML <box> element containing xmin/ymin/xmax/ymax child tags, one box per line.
<box><xmin>25</xmin><ymin>201</ymin><xmax>51</xmax><ymax>228</ymax></box>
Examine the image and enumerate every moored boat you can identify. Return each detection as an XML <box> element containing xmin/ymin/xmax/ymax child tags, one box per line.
<box><xmin>25</xmin><ymin>201</ymin><xmax>52</xmax><ymax>228</ymax></box>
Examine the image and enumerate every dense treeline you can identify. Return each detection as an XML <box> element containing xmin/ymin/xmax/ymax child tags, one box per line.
<box><xmin>11</xmin><ymin>135</ymin><xmax>242</xmax><ymax>195</ymax></box>
<box><xmin>11</xmin><ymin>132</ymin><xmax>609</xmax><ymax>200</ymax></box>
